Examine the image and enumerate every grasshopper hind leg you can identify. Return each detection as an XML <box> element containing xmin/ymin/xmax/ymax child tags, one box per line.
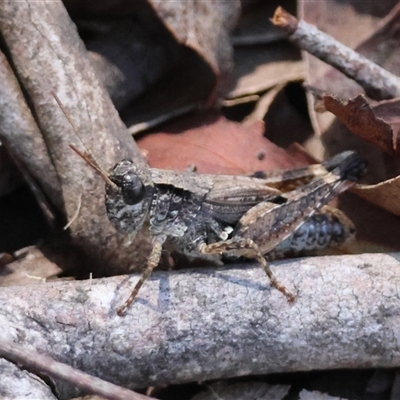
<box><xmin>199</xmin><ymin>239</ymin><xmax>295</xmax><ymax>302</ymax></box>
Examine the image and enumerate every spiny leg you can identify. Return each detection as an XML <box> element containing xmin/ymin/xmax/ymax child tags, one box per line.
<box><xmin>199</xmin><ymin>239</ymin><xmax>295</xmax><ymax>302</ymax></box>
<box><xmin>117</xmin><ymin>239</ymin><xmax>164</xmax><ymax>316</ymax></box>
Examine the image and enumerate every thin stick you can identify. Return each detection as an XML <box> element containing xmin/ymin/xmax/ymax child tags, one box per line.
<box><xmin>0</xmin><ymin>338</ymin><xmax>155</xmax><ymax>400</ymax></box>
<box><xmin>271</xmin><ymin>7</ymin><xmax>400</xmax><ymax>100</ymax></box>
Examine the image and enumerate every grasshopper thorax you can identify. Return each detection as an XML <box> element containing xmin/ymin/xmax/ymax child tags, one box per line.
<box><xmin>105</xmin><ymin>160</ymin><xmax>154</xmax><ymax>234</ymax></box>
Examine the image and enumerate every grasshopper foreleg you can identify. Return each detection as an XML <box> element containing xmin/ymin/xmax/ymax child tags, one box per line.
<box><xmin>117</xmin><ymin>237</ymin><xmax>165</xmax><ymax>316</ymax></box>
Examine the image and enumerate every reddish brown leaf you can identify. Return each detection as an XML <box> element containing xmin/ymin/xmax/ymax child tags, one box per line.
<box><xmin>323</xmin><ymin>94</ymin><xmax>400</xmax><ymax>157</ymax></box>
<box><xmin>138</xmin><ymin>111</ymin><xmax>313</xmax><ymax>174</ymax></box>
<box><xmin>322</xmin><ymin>93</ymin><xmax>400</xmax><ymax>219</ymax></box>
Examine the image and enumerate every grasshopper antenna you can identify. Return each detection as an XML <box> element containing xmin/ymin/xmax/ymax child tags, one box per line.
<box><xmin>51</xmin><ymin>91</ymin><xmax>116</xmax><ymax>188</ymax></box>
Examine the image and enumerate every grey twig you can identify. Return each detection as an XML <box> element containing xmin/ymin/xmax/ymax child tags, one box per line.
<box><xmin>271</xmin><ymin>6</ymin><xmax>400</xmax><ymax>100</ymax></box>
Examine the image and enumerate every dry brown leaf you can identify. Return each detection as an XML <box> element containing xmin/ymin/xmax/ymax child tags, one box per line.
<box><xmin>0</xmin><ymin>246</ymin><xmax>62</xmax><ymax>287</ymax></box>
<box><xmin>138</xmin><ymin>111</ymin><xmax>313</xmax><ymax>174</ymax></box>
<box><xmin>319</xmin><ymin>93</ymin><xmax>400</xmax><ymax>219</ymax></box>
<box><xmin>353</xmin><ymin>177</ymin><xmax>400</xmax><ymax>217</ymax></box>
<box><xmin>225</xmin><ymin>1</ymin><xmax>304</xmax><ymax>147</ymax></box>
<box><xmin>84</xmin><ymin>17</ymin><xmax>180</xmax><ymax>110</ymax></box>
<box><xmin>149</xmin><ymin>0</ymin><xmax>240</xmax><ymax>97</ymax></box>
<box><xmin>122</xmin><ymin>47</ymin><xmax>214</xmax><ymax>132</ymax></box>
<box><xmin>229</xmin><ymin>43</ymin><xmax>304</xmax><ymax>99</ymax></box>
<box><xmin>67</xmin><ymin>1</ymin><xmax>240</xmax><ymax>134</ymax></box>
<box><xmin>120</xmin><ymin>0</ymin><xmax>241</xmax><ymax>133</ymax></box>
<box><xmin>339</xmin><ymin>192</ymin><xmax>400</xmax><ymax>252</ymax></box>
<box><xmin>322</xmin><ymin>94</ymin><xmax>400</xmax><ymax>157</ymax></box>
<box><xmin>228</xmin><ymin>0</ymin><xmax>303</xmax><ymax>99</ymax></box>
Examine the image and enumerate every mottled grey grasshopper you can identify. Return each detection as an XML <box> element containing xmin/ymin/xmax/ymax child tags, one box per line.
<box><xmin>58</xmin><ymin>94</ymin><xmax>366</xmax><ymax>315</ymax></box>
<box><xmin>104</xmin><ymin>151</ymin><xmax>365</xmax><ymax>315</ymax></box>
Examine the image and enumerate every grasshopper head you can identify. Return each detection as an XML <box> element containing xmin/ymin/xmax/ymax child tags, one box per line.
<box><xmin>105</xmin><ymin>160</ymin><xmax>154</xmax><ymax>234</ymax></box>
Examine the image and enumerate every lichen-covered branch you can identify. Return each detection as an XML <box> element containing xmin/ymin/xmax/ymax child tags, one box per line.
<box><xmin>271</xmin><ymin>6</ymin><xmax>400</xmax><ymax>100</ymax></box>
<box><xmin>1</xmin><ymin>253</ymin><xmax>400</xmax><ymax>398</ymax></box>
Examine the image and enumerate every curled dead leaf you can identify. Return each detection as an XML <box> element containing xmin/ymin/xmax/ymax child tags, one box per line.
<box><xmin>354</xmin><ymin>176</ymin><xmax>400</xmax><ymax>217</ymax></box>
<box><xmin>323</xmin><ymin>94</ymin><xmax>400</xmax><ymax>157</ymax></box>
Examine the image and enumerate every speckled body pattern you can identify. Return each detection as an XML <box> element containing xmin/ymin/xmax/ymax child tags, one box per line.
<box><xmin>106</xmin><ymin>152</ymin><xmax>362</xmax><ymax>260</ymax></box>
<box><xmin>103</xmin><ymin>151</ymin><xmax>366</xmax><ymax>313</ymax></box>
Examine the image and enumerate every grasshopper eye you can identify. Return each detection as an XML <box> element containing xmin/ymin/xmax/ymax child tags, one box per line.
<box><xmin>122</xmin><ymin>171</ymin><xmax>145</xmax><ymax>205</ymax></box>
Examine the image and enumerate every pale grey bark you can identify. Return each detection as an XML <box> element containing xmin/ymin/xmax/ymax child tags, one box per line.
<box><xmin>0</xmin><ymin>50</ymin><xmax>63</xmax><ymax>211</ymax></box>
<box><xmin>0</xmin><ymin>253</ymin><xmax>399</xmax><ymax>398</ymax></box>
<box><xmin>0</xmin><ymin>358</ymin><xmax>57</xmax><ymax>400</ymax></box>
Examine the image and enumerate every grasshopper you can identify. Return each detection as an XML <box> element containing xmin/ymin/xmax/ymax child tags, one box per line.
<box><xmin>56</xmin><ymin>94</ymin><xmax>366</xmax><ymax>315</ymax></box>
<box><xmin>104</xmin><ymin>151</ymin><xmax>365</xmax><ymax>314</ymax></box>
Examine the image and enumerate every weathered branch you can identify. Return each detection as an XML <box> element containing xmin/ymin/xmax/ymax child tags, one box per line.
<box><xmin>84</xmin><ymin>17</ymin><xmax>180</xmax><ymax>110</ymax></box>
<box><xmin>0</xmin><ymin>339</ymin><xmax>154</xmax><ymax>400</ymax></box>
<box><xmin>0</xmin><ymin>358</ymin><xmax>57</xmax><ymax>400</ymax></box>
<box><xmin>1</xmin><ymin>253</ymin><xmax>400</xmax><ymax>399</ymax></box>
<box><xmin>0</xmin><ymin>49</ymin><xmax>63</xmax><ymax>211</ymax></box>
<box><xmin>0</xmin><ymin>0</ymin><xmax>152</xmax><ymax>274</ymax></box>
<box><xmin>271</xmin><ymin>7</ymin><xmax>400</xmax><ymax>100</ymax></box>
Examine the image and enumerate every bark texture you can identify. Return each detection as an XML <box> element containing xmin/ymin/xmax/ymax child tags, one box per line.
<box><xmin>0</xmin><ymin>358</ymin><xmax>57</xmax><ymax>400</ymax></box>
<box><xmin>0</xmin><ymin>253</ymin><xmax>399</xmax><ymax>398</ymax></box>
<box><xmin>0</xmin><ymin>49</ymin><xmax>62</xmax><ymax>210</ymax></box>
